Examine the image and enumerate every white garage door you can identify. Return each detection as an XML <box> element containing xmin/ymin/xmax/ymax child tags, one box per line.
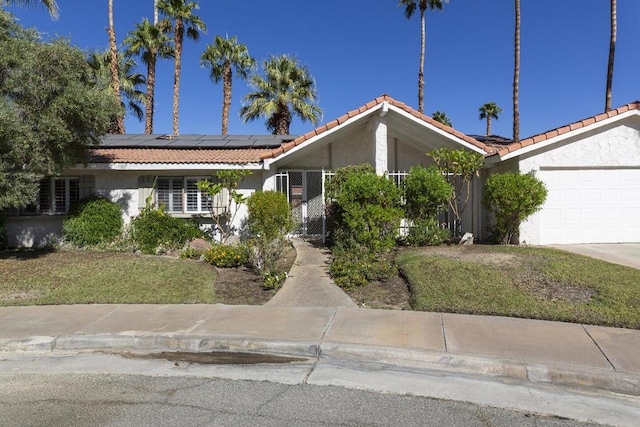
<box><xmin>538</xmin><ymin>168</ymin><xmax>640</xmax><ymax>244</ymax></box>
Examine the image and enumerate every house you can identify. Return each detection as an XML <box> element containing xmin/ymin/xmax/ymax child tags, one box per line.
<box><xmin>5</xmin><ymin>95</ymin><xmax>640</xmax><ymax>247</ymax></box>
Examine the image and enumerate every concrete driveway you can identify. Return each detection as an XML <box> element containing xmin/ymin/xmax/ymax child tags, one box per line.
<box><xmin>551</xmin><ymin>243</ymin><xmax>640</xmax><ymax>270</ymax></box>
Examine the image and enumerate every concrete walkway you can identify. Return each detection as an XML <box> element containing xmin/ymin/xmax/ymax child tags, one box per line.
<box><xmin>552</xmin><ymin>243</ymin><xmax>640</xmax><ymax>270</ymax></box>
<box><xmin>265</xmin><ymin>239</ymin><xmax>357</xmax><ymax>308</ymax></box>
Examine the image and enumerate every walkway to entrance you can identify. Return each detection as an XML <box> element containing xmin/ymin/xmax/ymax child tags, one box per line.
<box><xmin>265</xmin><ymin>239</ymin><xmax>357</xmax><ymax>308</ymax></box>
<box><xmin>552</xmin><ymin>243</ymin><xmax>640</xmax><ymax>270</ymax></box>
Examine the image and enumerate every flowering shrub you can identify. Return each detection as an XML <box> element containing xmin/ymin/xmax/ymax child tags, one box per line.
<box><xmin>204</xmin><ymin>244</ymin><xmax>248</xmax><ymax>268</ymax></box>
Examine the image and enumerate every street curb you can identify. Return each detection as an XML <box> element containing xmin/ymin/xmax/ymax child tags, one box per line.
<box><xmin>1</xmin><ymin>333</ymin><xmax>638</xmax><ymax>397</ymax></box>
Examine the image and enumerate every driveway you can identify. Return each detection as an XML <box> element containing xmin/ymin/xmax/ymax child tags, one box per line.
<box><xmin>551</xmin><ymin>243</ymin><xmax>640</xmax><ymax>270</ymax></box>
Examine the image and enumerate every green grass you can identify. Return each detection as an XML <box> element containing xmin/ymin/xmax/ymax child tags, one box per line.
<box><xmin>397</xmin><ymin>246</ymin><xmax>640</xmax><ymax>329</ymax></box>
<box><xmin>0</xmin><ymin>250</ymin><xmax>218</xmax><ymax>305</ymax></box>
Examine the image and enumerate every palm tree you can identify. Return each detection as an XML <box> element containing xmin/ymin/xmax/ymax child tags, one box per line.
<box><xmin>432</xmin><ymin>110</ymin><xmax>451</xmax><ymax>127</ymax></box>
<box><xmin>397</xmin><ymin>0</ymin><xmax>448</xmax><ymax>114</ymax></box>
<box><xmin>605</xmin><ymin>0</ymin><xmax>616</xmax><ymax>112</ymax></box>
<box><xmin>108</xmin><ymin>0</ymin><xmax>124</xmax><ymax>133</ymax></box>
<box><xmin>157</xmin><ymin>0</ymin><xmax>207</xmax><ymax>135</ymax></box>
<box><xmin>88</xmin><ymin>50</ymin><xmax>146</xmax><ymax>133</ymax></box>
<box><xmin>201</xmin><ymin>35</ymin><xmax>255</xmax><ymax>135</ymax></box>
<box><xmin>7</xmin><ymin>0</ymin><xmax>58</xmax><ymax>18</ymax></box>
<box><xmin>124</xmin><ymin>18</ymin><xmax>173</xmax><ymax>134</ymax></box>
<box><xmin>513</xmin><ymin>0</ymin><xmax>521</xmax><ymax>143</ymax></box>
<box><xmin>241</xmin><ymin>55</ymin><xmax>322</xmax><ymax>135</ymax></box>
<box><xmin>479</xmin><ymin>102</ymin><xmax>502</xmax><ymax>136</ymax></box>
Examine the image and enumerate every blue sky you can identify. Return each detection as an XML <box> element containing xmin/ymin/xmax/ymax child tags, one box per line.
<box><xmin>7</xmin><ymin>0</ymin><xmax>640</xmax><ymax>139</ymax></box>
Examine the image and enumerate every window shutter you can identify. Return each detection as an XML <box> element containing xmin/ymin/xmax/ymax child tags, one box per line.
<box><xmin>138</xmin><ymin>175</ymin><xmax>154</xmax><ymax>210</ymax></box>
<box><xmin>79</xmin><ymin>175</ymin><xmax>95</xmax><ymax>199</ymax></box>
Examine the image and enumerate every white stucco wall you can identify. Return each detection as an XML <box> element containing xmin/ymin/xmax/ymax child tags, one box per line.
<box><xmin>516</xmin><ymin>118</ymin><xmax>640</xmax><ymax>244</ymax></box>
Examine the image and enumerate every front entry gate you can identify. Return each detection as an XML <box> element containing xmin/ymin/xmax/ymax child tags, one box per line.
<box><xmin>275</xmin><ymin>170</ymin><xmax>326</xmax><ymax>237</ymax></box>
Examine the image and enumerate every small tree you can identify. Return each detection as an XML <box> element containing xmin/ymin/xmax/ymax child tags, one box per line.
<box><xmin>429</xmin><ymin>148</ymin><xmax>484</xmax><ymax>237</ymax></box>
<box><xmin>198</xmin><ymin>169</ymin><xmax>251</xmax><ymax>242</ymax></box>
<box><xmin>482</xmin><ymin>172</ymin><xmax>548</xmax><ymax>244</ymax></box>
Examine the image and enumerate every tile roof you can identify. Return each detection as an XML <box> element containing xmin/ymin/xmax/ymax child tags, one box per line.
<box><xmin>259</xmin><ymin>95</ymin><xmax>490</xmax><ymax>160</ymax></box>
<box><xmin>89</xmin><ymin>148</ymin><xmax>271</xmax><ymax>164</ymax></box>
<box><xmin>493</xmin><ymin>101</ymin><xmax>640</xmax><ymax>158</ymax></box>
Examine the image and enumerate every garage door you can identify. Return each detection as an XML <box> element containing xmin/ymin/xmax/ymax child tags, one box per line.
<box><xmin>538</xmin><ymin>168</ymin><xmax>640</xmax><ymax>244</ymax></box>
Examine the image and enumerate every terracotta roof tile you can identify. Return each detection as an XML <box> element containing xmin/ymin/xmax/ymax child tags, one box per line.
<box><xmin>495</xmin><ymin>101</ymin><xmax>640</xmax><ymax>157</ymax></box>
<box><xmin>89</xmin><ymin>148</ymin><xmax>270</xmax><ymax>164</ymax></box>
<box><xmin>259</xmin><ymin>95</ymin><xmax>489</xmax><ymax>160</ymax></box>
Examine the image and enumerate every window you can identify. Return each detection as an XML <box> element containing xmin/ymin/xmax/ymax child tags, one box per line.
<box><xmin>156</xmin><ymin>176</ymin><xmax>212</xmax><ymax>214</ymax></box>
<box><xmin>22</xmin><ymin>177</ymin><xmax>80</xmax><ymax>215</ymax></box>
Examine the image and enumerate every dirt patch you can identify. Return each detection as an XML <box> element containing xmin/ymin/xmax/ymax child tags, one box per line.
<box><xmin>412</xmin><ymin>245</ymin><xmax>519</xmax><ymax>266</ymax></box>
<box><xmin>213</xmin><ymin>243</ymin><xmax>297</xmax><ymax>305</ymax></box>
<box><xmin>345</xmin><ymin>274</ymin><xmax>411</xmax><ymax>310</ymax></box>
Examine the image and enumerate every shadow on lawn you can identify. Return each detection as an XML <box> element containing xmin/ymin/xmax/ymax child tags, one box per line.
<box><xmin>0</xmin><ymin>247</ymin><xmax>56</xmax><ymax>261</ymax></box>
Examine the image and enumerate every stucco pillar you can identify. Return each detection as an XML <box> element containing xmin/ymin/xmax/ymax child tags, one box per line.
<box><xmin>373</xmin><ymin>115</ymin><xmax>388</xmax><ymax>175</ymax></box>
<box><xmin>262</xmin><ymin>161</ymin><xmax>276</xmax><ymax>191</ymax></box>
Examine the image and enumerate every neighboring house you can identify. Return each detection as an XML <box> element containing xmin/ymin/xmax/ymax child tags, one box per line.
<box><xmin>5</xmin><ymin>96</ymin><xmax>640</xmax><ymax>247</ymax></box>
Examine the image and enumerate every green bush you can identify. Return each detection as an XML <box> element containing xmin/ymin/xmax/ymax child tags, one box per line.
<box><xmin>203</xmin><ymin>243</ymin><xmax>248</xmax><ymax>268</ymax></box>
<box><xmin>326</xmin><ymin>164</ymin><xmax>403</xmax><ymax>253</ymax></box>
<box><xmin>406</xmin><ymin>217</ymin><xmax>450</xmax><ymax>246</ymax></box>
<box><xmin>404</xmin><ymin>165</ymin><xmax>452</xmax><ymax>220</ymax></box>
<box><xmin>130</xmin><ymin>207</ymin><xmax>203</xmax><ymax>254</ymax></box>
<box><xmin>245</xmin><ymin>191</ymin><xmax>293</xmax><ymax>276</ymax></box>
<box><xmin>63</xmin><ymin>197</ymin><xmax>123</xmax><ymax>246</ymax></box>
<box><xmin>482</xmin><ymin>172</ymin><xmax>548</xmax><ymax>244</ymax></box>
<box><xmin>180</xmin><ymin>247</ymin><xmax>203</xmax><ymax>260</ymax></box>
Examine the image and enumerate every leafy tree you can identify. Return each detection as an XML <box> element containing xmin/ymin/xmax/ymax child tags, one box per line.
<box><xmin>4</xmin><ymin>0</ymin><xmax>58</xmax><ymax>18</ymax></box>
<box><xmin>397</xmin><ymin>0</ymin><xmax>448</xmax><ymax>113</ymax></box>
<box><xmin>157</xmin><ymin>0</ymin><xmax>206</xmax><ymax>135</ymax></box>
<box><xmin>605</xmin><ymin>0</ymin><xmax>616</xmax><ymax>112</ymax></box>
<box><xmin>87</xmin><ymin>50</ymin><xmax>146</xmax><ymax>133</ymax></box>
<box><xmin>198</xmin><ymin>169</ymin><xmax>251</xmax><ymax>243</ymax></box>
<box><xmin>482</xmin><ymin>172</ymin><xmax>547</xmax><ymax>244</ymax></box>
<box><xmin>429</xmin><ymin>148</ymin><xmax>484</xmax><ymax>237</ymax></box>
<box><xmin>107</xmin><ymin>0</ymin><xmax>123</xmax><ymax>133</ymax></box>
<box><xmin>432</xmin><ymin>110</ymin><xmax>451</xmax><ymax>127</ymax></box>
<box><xmin>513</xmin><ymin>0</ymin><xmax>521</xmax><ymax>143</ymax></box>
<box><xmin>0</xmin><ymin>10</ymin><xmax>118</xmax><ymax>210</ymax></box>
<box><xmin>478</xmin><ymin>102</ymin><xmax>502</xmax><ymax>136</ymax></box>
<box><xmin>201</xmin><ymin>35</ymin><xmax>255</xmax><ymax>135</ymax></box>
<box><xmin>241</xmin><ymin>55</ymin><xmax>322</xmax><ymax>135</ymax></box>
<box><xmin>124</xmin><ymin>17</ymin><xmax>173</xmax><ymax>134</ymax></box>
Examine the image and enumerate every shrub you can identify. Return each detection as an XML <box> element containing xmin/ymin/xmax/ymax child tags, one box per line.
<box><xmin>180</xmin><ymin>247</ymin><xmax>203</xmax><ymax>260</ymax></box>
<box><xmin>406</xmin><ymin>217</ymin><xmax>449</xmax><ymax>246</ymax></box>
<box><xmin>203</xmin><ymin>243</ymin><xmax>248</xmax><ymax>268</ymax></box>
<box><xmin>245</xmin><ymin>191</ymin><xmax>293</xmax><ymax>276</ymax></box>
<box><xmin>482</xmin><ymin>172</ymin><xmax>548</xmax><ymax>244</ymax></box>
<box><xmin>130</xmin><ymin>207</ymin><xmax>203</xmax><ymax>254</ymax></box>
<box><xmin>403</xmin><ymin>165</ymin><xmax>452</xmax><ymax>220</ymax></box>
<box><xmin>63</xmin><ymin>197</ymin><xmax>123</xmax><ymax>246</ymax></box>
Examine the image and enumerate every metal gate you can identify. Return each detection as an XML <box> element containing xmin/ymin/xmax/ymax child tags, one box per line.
<box><xmin>275</xmin><ymin>170</ymin><xmax>326</xmax><ymax>237</ymax></box>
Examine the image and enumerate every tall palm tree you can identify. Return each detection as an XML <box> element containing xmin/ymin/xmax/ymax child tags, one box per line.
<box><xmin>107</xmin><ymin>0</ymin><xmax>124</xmax><ymax>133</ymax></box>
<box><xmin>241</xmin><ymin>55</ymin><xmax>322</xmax><ymax>135</ymax></box>
<box><xmin>479</xmin><ymin>102</ymin><xmax>502</xmax><ymax>136</ymax></box>
<box><xmin>605</xmin><ymin>0</ymin><xmax>616</xmax><ymax>112</ymax></box>
<box><xmin>157</xmin><ymin>0</ymin><xmax>206</xmax><ymax>135</ymax></box>
<box><xmin>397</xmin><ymin>0</ymin><xmax>448</xmax><ymax>114</ymax></box>
<box><xmin>432</xmin><ymin>110</ymin><xmax>451</xmax><ymax>127</ymax></box>
<box><xmin>201</xmin><ymin>35</ymin><xmax>255</xmax><ymax>135</ymax></box>
<box><xmin>88</xmin><ymin>50</ymin><xmax>146</xmax><ymax>134</ymax></box>
<box><xmin>513</xmin><ymin>0</ymin><xmax>521</xmax><ymax>143</ymax></box>
<box><xmin>124</xmin><ymin>18</ymin><xmax>173</xmax><ymax>134</ymax></box>
<box><xmin>7</xmin><ymin>0</ymin><xmax>58</xmax><ymax>18</ymax></box>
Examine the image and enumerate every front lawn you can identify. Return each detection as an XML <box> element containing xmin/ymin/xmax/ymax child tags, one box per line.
<box><xmin>0</xmin><ymin>250</ymin><xmax>218</xmax><ymax>305</ymax></box>
<box><xmin>397</xmin><ymin>245</ymin><xmax>640</xmax><ymax>329</ymax></box>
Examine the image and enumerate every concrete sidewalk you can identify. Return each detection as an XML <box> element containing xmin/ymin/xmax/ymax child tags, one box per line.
<box><xmin>1</xmin><ymin>303</ymin><xmax>639</xmax><ymax>397</ymax></box>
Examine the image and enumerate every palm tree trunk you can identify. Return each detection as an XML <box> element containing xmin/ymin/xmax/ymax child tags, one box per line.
<box><xmin>486</xmin><ymin>116</ymin><xmax>491</xmax><ymax>136</ymax></box>
<box><xmin>418</xmin><ymin>9</ymin><xmax>426</xmax><ymax>114</ymax></box>
<box><xmin>145</xmin><ymin>49</ymin><xmax>157</xmax><ymax>134</ymax></box>
<box><xmin>605</xmin><ymin>0</ymin><xmax>616</xmax><ymax>112</ymax></box>
<box><xmin>172</xmin><ymin>19</ymin><xmax>183</xmax><ymax>135</ymax></box>
<box><xmin>513</xmin><ymin>0</ymin><xmax>520</xmax><ymax>143</ymax></box>
<box><xmin>275</xmin><ymin>103</ymin><xmax>291</xmax><ymax>135</ymax></box>
<box><xmin>221</xmin><ymin>63</ymin><xmax>232</xmax><ymax>135</ymax></box>
<box><xmin>153</xmin><ymin>0</ymin><xmax>158</xmax><ymax>25</ymax></box>
<box><xmin>108</xmin><ymin>0</ymin><xmax>125</xmax><ymax>134</ymax></box>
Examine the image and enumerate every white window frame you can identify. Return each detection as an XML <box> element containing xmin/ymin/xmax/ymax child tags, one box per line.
<box><xmin>22</xmin><ymin>177</ymin><xmax>80</xmax><ymax>215</ymax></box>
<box><xmin>156</xmin><ymin>176</ymin><xmax>212</xmax><ymax>214</ymax></box>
